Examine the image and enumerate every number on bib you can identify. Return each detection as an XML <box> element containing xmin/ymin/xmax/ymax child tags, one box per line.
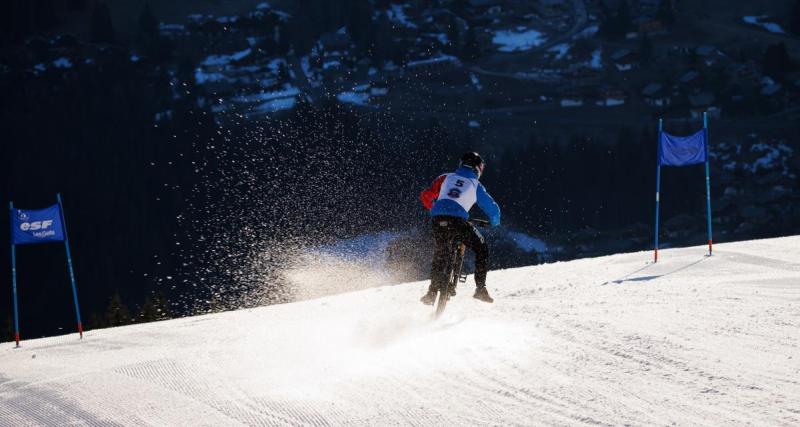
<box><xmin>448</xmin><ymin>188</ymin><xmax>461</xmax><ymax>198</ymax></box>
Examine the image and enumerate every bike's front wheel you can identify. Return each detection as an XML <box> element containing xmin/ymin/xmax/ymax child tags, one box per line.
<box><xmin>435</xmin><ymin>243</ymin><xmax>464</xmax><ymax>318</ymax></box>
<box><xmin>434</xmin><ymin>283</ymin><xmax>450</xmax><ymax>318</ymax></box>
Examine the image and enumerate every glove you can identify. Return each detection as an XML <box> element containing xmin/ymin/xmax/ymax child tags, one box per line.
<box><xmin>490</xmin><ymin>215</ymin><xmax>500</xmax><ymax>227</ymax></box>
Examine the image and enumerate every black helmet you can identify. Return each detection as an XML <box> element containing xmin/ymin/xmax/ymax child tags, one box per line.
<box><xmin>460</xmin><ymin>152</ymin><xmax>485</xmax><ymax>176</ymax></box>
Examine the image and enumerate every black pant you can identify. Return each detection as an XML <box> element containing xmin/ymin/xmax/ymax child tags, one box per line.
<box><xmin>429</xmin><ymin>216</ymin><xmax>489</xmax><ymax>291</ymax></box>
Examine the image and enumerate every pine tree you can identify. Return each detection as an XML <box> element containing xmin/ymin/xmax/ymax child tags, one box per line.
<box><xmin>156</xmin><ymin>293</ymin><xmax>172</xmax><ymax>319</ymax></box>
<box><xmin>348</xmin><ymin>0</ymin><xmax>374</xmax><ymax>54</ymax></box>
<box><xmin>88</xmin><ymin>312</ymin><xmax>106</xmax><ymax>330</ymax></box>
<box><xmin>258</xmin><ymin>31</ymin><xmax>277</xmax><ymax>56</ymax></box>
<box><xmin>137</xmin><ymin>3</ymin><xmax>172</xmax><ymax>62</ymax></box>
<box><xmin>617</xmin><ymin>1</ymin><xmax>633</xmax><ymax>35</ymax></box>
<box><xmin>763</xmin><ymin>42</ymin><xmax>792</xmax><ymax>79</ymax></box>
<box><xmin>138</xmin><ymin>292</ymin><xmax>171</xmax><ymax>322</ymax></box>
<box><xmin>277</xmin><ymin>61</ymin><xmax>291</xmax><ymax>83</ymax></box>
<box><xmin>4</xmin><ymin>313</ymin><xmax>13</xmax><ymax>343</ymax></box>
<box><xmin>452</xmin><ymin>0</ymin><xmax>469</xmax><ymax>18</ymax></box>
<box><xmin>289</xmin><ymin>3</ymin><xmax>317</xmax><ymax>54</ymax></box>
<box><xmin>792</xmin><ymin>0</ymin><xmax>800</xmax><ymax>35</ymax></box>
<box><xmin>656</xmin><ymin>0</ymin><xmax>675</xmax><ymax>26</ymax></box>
<box><xmin>67</xmin><ymin>0</ymin><xmax>88</xmax><ymax>11</ymax></box>
<box><xmin>90</xmin><ymin>1</ymin><xmax>116</xmax><ymax>44</ymax></box>
<box><xmin>461</xmin><ymin>26</ymin><xmax>480</xmax><ymax>60</ymax></box>
<box><xmin>34</xmin><ymin>0</ymin><xmax>60</xmax><ymax>31</ymax></box>
<box><xmin>275</xmin><ymin>23</ymin><xmax>290</xmax><ymax>55</ymax></box>
<box><xmin>446</xmin><ymin>21</ymin><xmax>461</xmax><ymax>54</ymax></box>
<box><xmin>639</xmin><ymin>33</ymin><xmax>653</xmax><ymax>65</ymax></box>
<box><xmin>138</xmin><ymin>3</ymin><xmax>158</xmax><ymax>39</ymax></box>
<box><xmin>371</xmin><ymin>11</ymin><xmax>394</xmax><ymax>63</ymax></box>
<box><xmin>614</xmin><ymin>127</ymin><xmax>635</xmax><ymax>221</ymax></box>
<box><xmin>138</xmin><ymin>297</ymin><xmax>158</xmax><ymax>322</ymax></box>
<box><xmin>324</xmin><ymin>0</ymin><xmax>344</xmax><ymax>32</ymax></box>
<box><xmin>601</xmin><ymin>1</ymin><xmax>633</xmax><ymax>39</ymax></box>
<box><xmin>104</xmin><ymin>292</ymin><xmax>132</xmax><ymax>327</ymax></box>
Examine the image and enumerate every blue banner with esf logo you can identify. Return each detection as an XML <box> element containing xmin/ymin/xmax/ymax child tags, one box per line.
<box><xmin>658</xmin><ymin>130</ymin><xmax>708</xmax><ymax>167</ymax></box>
<box><xmin>10</xmin><ymin>205</ymin><xmax>65</xmax><ymax>245</ymax></box>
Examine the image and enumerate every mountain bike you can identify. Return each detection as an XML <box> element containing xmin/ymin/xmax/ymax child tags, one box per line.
<box><xmin>434</xmin><ymin>218</ymin><xmax>489</xmax><ymax>318</ymax></box>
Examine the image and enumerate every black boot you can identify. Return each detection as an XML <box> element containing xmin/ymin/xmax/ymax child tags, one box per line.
<box><xmin>420</xmin><ymin>285</ymin><xmax>437</xmax><ymax>305</ymax></box>
<box><xmin>473</xmin><ymin>286</ymin><xmax>494</xmax><ymax>303</ymax></box>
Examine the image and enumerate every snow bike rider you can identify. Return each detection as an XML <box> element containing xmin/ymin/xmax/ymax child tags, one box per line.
<box><xmin>419</xmin><ymin>152</ymin><xmax>501</xmax><ymax>305</ymax></box>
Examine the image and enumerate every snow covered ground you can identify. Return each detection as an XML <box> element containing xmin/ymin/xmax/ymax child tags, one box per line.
<box><xmin>2</xmin><ymin>236</ymin><xmax>800</xmax><ymax>426</ymax></box>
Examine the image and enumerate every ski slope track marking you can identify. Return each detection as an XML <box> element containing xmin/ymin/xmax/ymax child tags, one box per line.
<box><xmin>2</xmin><ymin>236</ymin><xmax>800</xmax><ymax>426</ymax></box>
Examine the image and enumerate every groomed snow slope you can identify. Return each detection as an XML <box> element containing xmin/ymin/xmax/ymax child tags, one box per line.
<box><xmin>2</xmin><ymin>236</ymin><xmax>800</xmax><ymax>426</ymax></box>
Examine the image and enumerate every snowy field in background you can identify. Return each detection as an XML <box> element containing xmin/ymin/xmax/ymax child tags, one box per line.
<box><xmin>493</xmin><ymin>28</ymin><xmax>547</xmax><ymax>52</ymax></box>
<box><xmin>742</xmin><ymin>16</ymin><xmax>786</xmax><ymax>34</ymax></box>
<box><xmin>2</xmin><ymin>236</ymin><xmax>800</xmax><ymax>426</ymax></box>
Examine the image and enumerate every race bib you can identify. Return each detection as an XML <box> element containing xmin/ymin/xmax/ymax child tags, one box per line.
<box><xmin>437</xmin><ymin>174</ymin><xmax>478</xmax><ymax>212</ymax></box>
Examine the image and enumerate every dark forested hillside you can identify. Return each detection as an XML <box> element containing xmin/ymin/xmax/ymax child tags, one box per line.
<box><xmin>2</xmin><ymin>0</ymin><xmax>799</xmax><ymax>339</ymax></box>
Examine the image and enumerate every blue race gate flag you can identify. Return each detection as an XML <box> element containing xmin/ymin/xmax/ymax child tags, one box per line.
<box><xmin>9</xmin><ymin>195</ymin><xmax>84</xmax><ymax>347</ymax></box>
<box><xmin>658</xmin><ymin>130</ymin><xmax>708</xmax><ymax>167</ymax></box>
<box><xmin>11</xmin><ymin>204</ymin><xmax>66</xmax><ymax>245</ymax></box>
<box><xmin>653</xmin><ymin>113</ymin><xmax>714</xmax><ymax>264</ymax></box>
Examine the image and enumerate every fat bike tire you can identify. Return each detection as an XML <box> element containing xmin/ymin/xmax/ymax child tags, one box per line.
<box><xmin>435</xmin><ymin>245</ymin><xmax>461</xmax><ymax>318</ymax></box>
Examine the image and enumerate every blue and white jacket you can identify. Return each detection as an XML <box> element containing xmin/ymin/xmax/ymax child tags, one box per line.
<box><xmin>420</xmin><ymin>166</ymin><xmax>501</xmax><ymax>226</ymax></box>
